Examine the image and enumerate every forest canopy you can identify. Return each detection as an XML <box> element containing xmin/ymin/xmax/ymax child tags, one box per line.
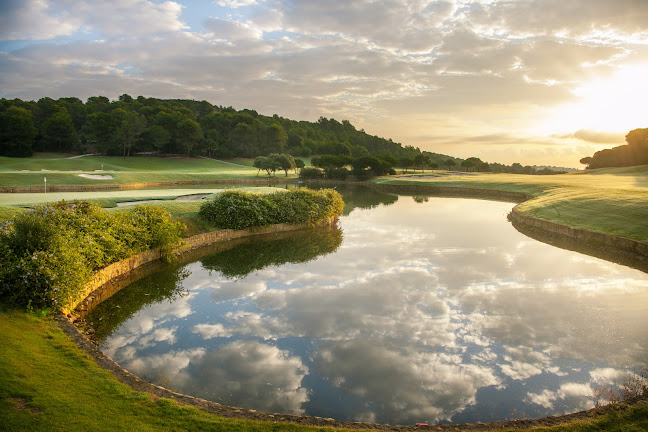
<box><xmin>0</xmin><ymin>94</ymin><xmax>579</xmax><ymax>175</ymax></box>
<box><xmin>580</xmin><ymin>128</ymin><xmax>648</xmax><ymax>169</ymax></box>
<box><xmin>0</xmin><ymin>94</ymin><xmax>436</xmax><ymax>162</ymax></box>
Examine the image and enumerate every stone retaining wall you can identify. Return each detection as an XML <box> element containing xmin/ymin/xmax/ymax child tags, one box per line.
<box><xmin>508</xmin><ymin>207</ymin><xmax>648</xmax><ymax>271</ymax></box>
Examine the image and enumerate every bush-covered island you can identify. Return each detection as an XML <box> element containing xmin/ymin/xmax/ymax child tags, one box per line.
<box><xmin>199</xmin><ymin>188</ymin><xmax>344</xmax><ymax>230</ymax></box>
<box><xmin>0</xmin><ymin>188</ymin><xmax>344</xmax><ymax>312</ymax></box>
<box><xmin>0</xmin><ymin>202</ymin><xmax>185</xmax><ymax>311</ymax></box>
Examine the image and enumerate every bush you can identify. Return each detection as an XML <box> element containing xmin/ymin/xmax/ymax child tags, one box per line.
<box><xmin>298</xmin><ymin>167</ymin><xmax>324</xmax><ymax>179</ymax></box>
<box><xmin>0</xmin><ymin>201</ymin><xmax>184</xmax><ymax>311</ymax></box>
<box><xmin>324</xmin><ymin>167</ymin><xmax>349</xmax><ymax>180</ymax></box>
<box><xmin>199</xmin><ymin>188</ymin><xmax>344</xmax><ymax>230</ymax></box>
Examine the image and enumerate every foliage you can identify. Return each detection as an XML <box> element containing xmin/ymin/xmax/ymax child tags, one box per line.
<box><xmin>0</xmin><ymin>95</ymin><xmax>460</xmax><ymax>163</ymax></box>
<box><xmin>198</xmin><ymin>227</ymin><xmax>342</xmax><ymax>279</ymax></box>
<box><xmin>324</xmin><ymin>166</ymin><xmax>350</xmax><ymax>180</ymax></box>
<box><xmin>298</xmin><ymin>166</ymin><xmax>325</xmax><ymax>179</ymax></box>
<box><xmin>198</xmin><ymin>188</ymin><xmax>344</xmax><ymax>229</ymax></box>
<box><xmin>581</xmin><ymin>128</ymin><xmax>648</xmax><ymax>169</ymax></box>
<box><xmin>0</xmin><ymin>202</ymin><xmax>184</xmax><ymax>311</ymax></box>
<box><xmin>268</xmin><ymin>153</ymin><xmax>296</xmax><ymax>177</ymax></box>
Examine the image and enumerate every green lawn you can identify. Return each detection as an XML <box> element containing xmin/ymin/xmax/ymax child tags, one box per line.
<box><xmin>0</xmin><ymin>307</ymin><xmax>344</xmax><ymax>432</ymax></box>
<box><xmin>374</xmin><ymin>165</ymin><xmax>648</xmax><ymax>241</ymax></box>
<box><xmin>0</xmin><ymin>154</ymin><xmax>294</xmax><ymax>187</ymax></box>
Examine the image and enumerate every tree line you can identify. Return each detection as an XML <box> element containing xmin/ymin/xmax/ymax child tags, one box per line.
<box><xmin>0</xmin><ymin>94</ymin><xmax>574</xmax><ymax>175</ymax></box>
<box><xmin>0</xmin><ymin>94</ymin><xmax>439</xmax><ymax>161</ymax></box>
<box><xmin>580</xmin><ymin>128</ymin><xmax>648</xmax><ymax>169</ymax></box>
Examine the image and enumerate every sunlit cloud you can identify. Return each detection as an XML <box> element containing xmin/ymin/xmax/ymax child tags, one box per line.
<box><xmin>2</xmin><ymin>0</ymin><xmax>647</xmax><ymax>165</ymax></box>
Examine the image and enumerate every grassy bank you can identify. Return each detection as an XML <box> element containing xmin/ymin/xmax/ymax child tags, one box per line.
<box><xmin>1</xmin><ymin>307</ymin><xmax>646</xmax><ymax>431</ymax></box>
<box><xmin>374</xmin><ymin>165</ymin><xmax>648</xmax><ymax>241</ymax></box>
<box><xmin>0</xmin><ymin>307</ymin><xmax>342</xmax><ymax>432</ymax></box>
<box><xmin>0</xmin><ymin>154</ymin><xmax>280</xmax><ymax>187</ymax></box>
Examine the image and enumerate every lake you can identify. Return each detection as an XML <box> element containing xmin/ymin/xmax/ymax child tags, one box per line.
<box><xmin>88</xmin><ymin>185</ymin><xmax>648</xmax><ymax>425</ymax></box>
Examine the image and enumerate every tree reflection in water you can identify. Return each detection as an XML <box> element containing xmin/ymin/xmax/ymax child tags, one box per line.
<box><xmin>88</xmin><ymin>226</ymin><xmax>343</xmax><ymax>339</ymax></box>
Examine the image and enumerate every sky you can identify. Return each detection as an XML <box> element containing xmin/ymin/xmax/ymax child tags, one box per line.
<box><xmin>1</xmin><ymin>0</ymin><xmax>647</xmax><ymax>167</ymax></box>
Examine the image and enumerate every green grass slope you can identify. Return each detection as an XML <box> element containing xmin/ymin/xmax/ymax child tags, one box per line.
<box><xmin>375</xmin><ymin>166</ymin><xmax>648</xmax><ymax>241</ymax></box>
<box><xmin>0</xmin><ymin>307</ymin><xmax>345</xmax><ymax>432</ymax></box>
<box><xmin>0</xmin><ymin>154</ymin><xmax>268</xmax><ymax>187</ymax></box>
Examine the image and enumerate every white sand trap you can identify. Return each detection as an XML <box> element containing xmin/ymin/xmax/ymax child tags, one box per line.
<box><xmin>116</xmin><ymin>200</ymin><xmax>155</xmax><ymax>207</ymax></box>
<box><xmin>78</xmin><ymin>174</ymin><xmax>114</xmax><ymax>180</ymax></box>
<box><xmin>174</xmin><ymin>193</ymin><xmax>210</xmax><ymax>201</ymax></box>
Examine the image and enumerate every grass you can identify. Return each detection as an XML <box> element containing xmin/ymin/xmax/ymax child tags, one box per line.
<box><xmin>1</xmin><ymin>306</ymin><xmax>646</xmax><ymax>431</ymax></box>
<box><xmin>0</xmin><ymin>154</ymin><xmax>294</xmax><ymax>187</ymax></box>
<box><xmin>374</xmin><ymin>165</ymin><xmax>648</xmax><ymax>241</ymax></box>
<box><xmin>0</xmin><ymin>306</ymin><xmax>344</xmax><ymax>432</ymax></box>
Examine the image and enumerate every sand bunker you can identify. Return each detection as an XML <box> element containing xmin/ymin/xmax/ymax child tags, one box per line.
<box><xmin>116</xmin><ymin>200</ymin><xmax>155</xmax><ymax>207</ymax></box>
<box><xmin>116</xmin><ymin>194</ymin><xmax>210</xmax><ymax>207</ymax></box>
<box><xmin>78</xmin><ymin>174</ymin><xmax>113</xmax><ymax>180</ymax></box>
<box><xmin>174</xmin><ymin>193</ymin><xmax>210</xmax><ymax>201</ymax></box>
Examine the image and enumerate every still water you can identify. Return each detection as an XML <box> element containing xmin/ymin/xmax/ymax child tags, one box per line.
<box><xmin>89</xmin><ymin>186</ymin><xmax>648</xmax><ymax>425</ymax></box>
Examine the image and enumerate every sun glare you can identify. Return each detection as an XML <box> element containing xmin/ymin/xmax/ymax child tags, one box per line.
<box><xmin>538</xmin><ymin>64</ymin><xmax>648</xmax><ymax>136</ymax></box>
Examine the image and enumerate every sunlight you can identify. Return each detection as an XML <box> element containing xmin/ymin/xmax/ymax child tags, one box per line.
<box><xmin>538</xmin><ymin>63</ymin><xmax>648</xmax><ymax>136</ymax></box>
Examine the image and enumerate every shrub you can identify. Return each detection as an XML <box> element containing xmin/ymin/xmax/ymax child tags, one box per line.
<box><xmin>298</xmin><ymin>167</ymin><xmax>324</xmax><ymax>179</ymax></box>
<box><xmin>199</xmin><ymin>188</ymin><xmax>344</xmax><ymax>230</ymax></box>
<box><xmin>0</xmin><ymin>201</ymin><xmax>184</xmax><ymax>311</ymax></box>
<box><xmin>198</xmin><ymin>190</ymin><xmax>272</xmax><ymax>230</ymax></box>
<box><xmin>324</xmin><ymin>167</ymin><xmax>349</xmax><ymax>180</ymax></box>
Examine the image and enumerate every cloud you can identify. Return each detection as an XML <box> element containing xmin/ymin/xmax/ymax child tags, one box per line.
<box><xmin>466</xmin><ymin>0</ymin><xmax>648</xmax><ymax>39</ymax></box>
<box><xmin>314</xmin><ymin>339</ymin><xmax>499</xmax><ymax>423</ymax></box>
<box><xmin>525</xmin><ymin>382</ymin><xmax>594</xmax><ymax>412</ymax></box>
<box><xmin>216</xmin><ymin>0</ymin><xmax>259</xmax><ymax>8</ymax></box>
<box><xmin>0</xmin><ymin>0</ymin><xmax>187</xmax><ymax>40</ymax></box>
<box><xmin>203</xmin><ymin>17</ymin><xmax>263</xmax><ymax>41</ymax></box>
<box><xmin>0</xmin><ymin>0</ymin><xmax>81</xmax><ymax>40</ymax></box>
<box><xmin>188</xmin><ymin>340</ymin><xmax>309</xmax><ymax>413</ymax></box>
<box><xmin>568</xmin><ymin>130</ymin><xmax>624</xmax><ymax>144</ymax></box>
<box><xmin>93</xmin><ymin>196</ymin><xmax>648</xmax><ymax>422</ymax></box>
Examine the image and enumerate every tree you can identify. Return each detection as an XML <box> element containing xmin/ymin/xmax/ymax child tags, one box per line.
<box><xmin>41</xmin><ymin>106</ymin><xmax>78</xmax><ymax>152</ymax></box>
<box><xmin>112</xmin><ymin>109</ymin><xmax>146</xmax><ymax>157</ymax></box>
<box><xmin>579</xmin><ymin>156</ymin><xmax>593</xmax><ymax>168</ymax></box>
<box><xmin>262</xmin><ymin>123</ymin><xmax>288</xmax><ymax>154</ymax></box>
<box><xmin>414</xmin><ymin>154</ymin><xmax>431</xmax><ymax>172</ymax></box>
<box><xmin>229</xmin><ymin>123</ymin><xmax>258</xmax><ymax>157</ymax></box>
<box><xmin>268</xmin><ymin>153</ymin><xmax>296</xmax><ymax>177</ymax></box>
<box><xmin>461</xmin><ymin>159</ymin><xmax>476</xmax><ymax>172</ymax></box>
<box><xmin>142</xmin><ymin>125</ymin><xmax>170</xmax><ymax>156</ymax></box>
<box><xmin>294</xmin><ymin>158</ymin><xmax>305</xmax><ymax>173</ymax></box>
<box><xmin>400</xmin><ymin>157</ymin><xmax>414</xmax><ymax>173</ymax></box>
<box><xmin>0</xmin><ymin>106</ymin><xmax>38</xmax><ymax>157</ymax></box>
<box><xmin>177</xmin><ymin>118</ymin><xmax>203</xmax><ymax>156</ymax></box>
<box><xmin>253</xmin><ymin>156</ymin><xmax>266</xmax><ymax>176</ymax></box>
<box><xmin>83</xmin><ymin>111</ymin><xmax>115</xmax><ymax>153</ymax></box>
<box><xmin>444</xmin><ymin>158</ymin><xmax>456</xmax><ymax>170</ymax></box>
<box><xmin>625</xmin><ymin>128</ymin><xmax>648</xmax><ymax>148</ymax></box>
<box><xmin>200</xmin><ymin>129</ymin><xmax>220</xmax><ymax>157</ymax></box>
<box><xmin>260</xmin><ymin>156</ymin><xmax>280</xmax><ymax>176</ymax></box>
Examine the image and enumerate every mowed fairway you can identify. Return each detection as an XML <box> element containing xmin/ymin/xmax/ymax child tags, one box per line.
<box><xmin>0</xmin><ymin>154</ymin><xmax>267</xmax><ymax>187</ymax></box>
<box><xmin>374</xmin><ymin>165</ymin><xmax>648</xmax><ymax>241</ymax></box>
